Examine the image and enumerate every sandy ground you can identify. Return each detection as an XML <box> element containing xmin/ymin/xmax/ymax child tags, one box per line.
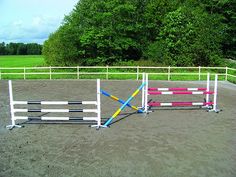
<box><xmin>0</xmin><ymin>79</ymin><xmax>236</xmax><ymax>177</ymax></box>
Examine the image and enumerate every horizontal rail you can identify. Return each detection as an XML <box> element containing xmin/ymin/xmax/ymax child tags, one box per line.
<box><xmin>0</xmin><ymin>66</ymin><xmax>232</xmax><ymax>70</ymax></box>
<box><xmin>148</xmin><ymin>91</ymin><xmax>214</xmax><ymax>95</ymax></box>
<box><xmin>227</xmin><ymin>74</ymin><xmax>236</xmax><ymax>78</ymax></box>
<box><xmin>228</xmin><ymin>68</ymin><xmax>236</xmax><ymax>71</ymax></box>
<box><xmin>13</xmin><ymin>116</ymin><xmax>99</xmax><ymax>121</ymax></box>
<box><xmin>0</xmin><ymin>66</ymin><xmax>235</xmax><ymax>84</ymax></box>
<box><xmin>13</xmin><ymin>109</ymin><xmax>98</xmax><ymax>113</ymax></box>
<box><xmin>148</xmin><ymin>88</ymin><xmax>207</xmax><ymax>91</ymax></box>
<box><xmin>148</xmin><ymin>102</ymin><xmax>214</xmax><ymax>107</ymax></box>
<box><xmin>13</xmin><ymin>101</ymin><xmax>97</xmax><ymax>105</ymax></box>
<box><xmin>0</xmin><ymin>72</ymin><xmax>226</xmax><ymax>75</ymax></box>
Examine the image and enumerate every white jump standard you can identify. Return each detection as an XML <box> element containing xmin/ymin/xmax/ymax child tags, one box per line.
<box><xmin>142</xmin><ymin>73</ymin><xmax>220</xmax><ymax>113</ymax></box>
<box><xmin>6</xmin><ymin>79</ymin><xmax>101</xmax><ymax>130</ymax></box>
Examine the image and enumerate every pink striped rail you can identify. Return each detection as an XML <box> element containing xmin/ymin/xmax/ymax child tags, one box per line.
<box><xmin>148</xmin><ymin>101</ymin><xmax>214</xmax><ymax>107</ymax></box>
<box><xmin>148</xmin><ymin>87</ymin><xmax>207</xmax><ymax>91</ymax></box>
<box><xmin>148</xmin><ymin>91</ymin><xmax>214</xmax><ymax>95</ymax></box>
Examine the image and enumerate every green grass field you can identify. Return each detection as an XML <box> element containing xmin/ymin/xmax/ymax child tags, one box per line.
<box><xmin>0</xmin><ymin>55</ymin><xmax>45</xmax><ymax>67</ymax></box>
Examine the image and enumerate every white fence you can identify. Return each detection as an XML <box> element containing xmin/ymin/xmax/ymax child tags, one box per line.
<box><xmin>0</xmin><ymin>66</ymin><xmax>235</xmax><ymax>82</ymax></box>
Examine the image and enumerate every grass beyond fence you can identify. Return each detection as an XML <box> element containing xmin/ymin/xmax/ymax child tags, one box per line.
<box><xmin>0</xmin><ymin>55</ymin><xmax>45</xmax><ymax>67</ymax></box>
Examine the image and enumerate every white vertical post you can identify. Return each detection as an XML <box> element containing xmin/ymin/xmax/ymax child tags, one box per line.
<box><xmin>168</xmin><ymin>66</ymin><xmax>171</xmax><ymax>81</ymax></box>
<box><xmin>225</xmin><ymin>67</ymin><xmax>228</xmax><ymax>81</ymax></box>
<box><xmin>97</xmin><ymin>79</ymin><xmax>101</xmax><ymax>127</ymax></box>
<box><xmin>8</xmin><ymin>80</ymin><xmax>15</xmax><ymax>126</ymax></box>
<box><xmin>198</xmin><ymin>66</ymin><xmax>201</xmax><ymax>81</ymax></box>
<box><xmin>213</xmin><ymin>74</ymin><xmax>218</xmax><ymax>112</ymax></box>
<box><xmin>141</xmin><ymin>73</ymin><xmax>145</xmax><ymax>108</ymax></box>
<box><xmin>49</xmin><ymin>66</ymin><xmax>52</xmax><ymax>80</ymax></box>
<box><xmin>144</xmin><ymin>73</ymin><xmax>149</xmax><ymax>113</ymax></box>
<box><xmin>106</xmin><ymin>65</ymin><xmax>108</xmax><ymax>80</ymax></box>
<box><xmin>24</xmin><ymin>67</ymin><xmax>26</xmax><ymax>80</ymax></box>
<box><xmin>137</xmin><ymin>66</ymin><xmax>139</xmax><ymax>80</ymax></box>
<box><xmin>206</xmin><ymin>73</ymin><xmax>210</xmax><ymax>105</ymax></box>
<box><xmin>91</xmin><ymin>79</ymin><xmax>101</xmax><ymax>128</ymax></box>
<box><xmin>77</xmin><ymin>66</ymin><xmax>80</xmax><ymax>79</ymax></box>
<box><xmin>6</xmin><ymin>81</ymin><xmax>21</xmax><ymax>129</ymax></box>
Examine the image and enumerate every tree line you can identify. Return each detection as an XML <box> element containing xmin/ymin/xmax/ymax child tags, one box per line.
<box><xmin>0</xmin><ymin>42</ymin><xmax>42</xmax><ymax>55</ymax></box>
<box><xmin>43</xmin><ymin>0</ymin><xmax>236</xmax><ymax>66</ymax></box>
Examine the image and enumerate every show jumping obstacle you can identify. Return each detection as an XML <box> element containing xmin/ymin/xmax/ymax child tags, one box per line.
<box><xmin>102</xmin><ymin>82</ymin><xmax>146</xmax><ymax>127</ymax></box>
<box><xmin>142</xmin><ymin>73</ymin><xmax>220</xmax><ymax>113</ymax></box>
<box><xmin>6</xmin><ymin>80</ymin><xmax>101</xmax><ymax>130</ymax></box>
<box><xmin>6</xmin><ymin>72</ymin><xmax>220</xmax><ymax>129</ymax></box>
<box><xmin>101</xmin><ymin>90</ymin><xmax>144</xmax><ymax>113</ymax></box>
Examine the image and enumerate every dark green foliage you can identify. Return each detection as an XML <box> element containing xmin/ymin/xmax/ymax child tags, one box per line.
<box><xmin>0</xmin><ymin>42</ymin><xmax>42</xmax><ymax>55</ymax></box>
<box><xmin>43</xmin><ymin>0</ymin><xmax>235</xmax><ymax>66</ymax></box>
<box><xmin>146</xmin><ymin>6</ymin><xmax>225</xmax><ymax>66</ymax></box>
<box><xmin>0</xmin><ymin>42</ymin><xmax>6</xmax><ymax>55</ymax></box>
<box><xmin>26</xmin><ymin>43</ymin><xmax>43</xmax><ymax>55</ymax></box>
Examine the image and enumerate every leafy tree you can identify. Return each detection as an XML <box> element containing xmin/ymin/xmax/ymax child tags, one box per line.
<box><xmin>43</xmin><ymin>0</ymin><xmax>179</xmax><ymax>65</ymax></box>
<box><xmin>17</xmin><ymin>43</ymin><xmax>27</xmax><ymax>55</ymax></box>
<box><xmin>6</xmin><ymin>43</ymin><xmax>19</xmax><ymax>55</ymax></box>
<box><xmin>0</xmin><ymin>42</ymin><xmax>42</xmax><ymax>55</ymax></box>
<box><xmin>146</xmin><ymin>6</ymin><xmax>225</xmax><ymax>66</ymax></box>
<box><xmin>192</xmin><ymin>0</ymin><xmax>236</xmax><ymax>60</ymax></box>
<box><xmin>26</xmin><ymin>43</ymin><xmax>42</xmax><ymax>55</ymax></box>
<box><xmin>0</xmin><ymin>42</ymin><xmax>6</xmax><ymax>55</ymax></box>
<box><xmin>43</xmin><ymin>0</ymin><xmax>230</xmax><ymax>66</ymax></box>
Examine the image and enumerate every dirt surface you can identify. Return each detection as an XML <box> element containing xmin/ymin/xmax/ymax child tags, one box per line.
<box><xmin>0</xmin><ymin>80</ymin><xmax>236</xmax><ymax>177</ymax></box>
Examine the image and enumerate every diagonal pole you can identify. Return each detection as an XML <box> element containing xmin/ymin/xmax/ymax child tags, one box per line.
<box><xmin>101</xmin><ymin>90</ymin><xmax>144</xmax><ymax>113</ymax></box>
<box><xmin>102</xmin><ymin>82</ymin><xmax>146</xmax><ymax>127</ymax></box>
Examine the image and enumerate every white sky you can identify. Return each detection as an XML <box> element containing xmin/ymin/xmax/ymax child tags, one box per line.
<box><xmin>0</xmin><ymin>0</ymin><xmax>78</xmax><ymax>44</ymax></box>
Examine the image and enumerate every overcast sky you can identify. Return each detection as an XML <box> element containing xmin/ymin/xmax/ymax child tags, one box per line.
<box><xmin>0</xmin><ymin>0</ymin><xmax>78</xmax><ymax>44</ymax></box>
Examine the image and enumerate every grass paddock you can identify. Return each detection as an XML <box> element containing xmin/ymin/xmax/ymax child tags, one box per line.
<box><xmin>0</xmin><ymin>55</ymin><xmax>45</xmax><ymax>67</ymax></box>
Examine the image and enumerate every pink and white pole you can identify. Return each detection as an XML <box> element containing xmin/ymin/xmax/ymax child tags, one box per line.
<box><xmin>142</xmin><ymin>73</ymin><xmax>219</xmax><ymax>113</ymax></box>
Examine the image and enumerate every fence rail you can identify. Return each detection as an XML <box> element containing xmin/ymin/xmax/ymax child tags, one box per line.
<box><xmin>0</xmin><ymin>66</ymin><xmax>235</xmax><ymax>83</ymax></box>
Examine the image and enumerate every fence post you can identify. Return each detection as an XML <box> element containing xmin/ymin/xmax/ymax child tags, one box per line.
<box><xmin>198</xmin><ymin>66</ymin><xmax>201</xmax><ymax>81</ymax></box>
<box><xmin>106</xmin><ymin>65</ymin><xmax>109</xmax><ymax>80</ymax></box>
<box><xmin>225</xmin><ymin>66</ymin><xmax>228</xmax><ymax>81</ymax></box>
<box><xmin>24</xmin><ymin>67</ymin><xmax>26</xmax><ymax>80</ymax></box>
<box><xmin>49</xmin><ymin>66</ymin><xmax>52</xmax><ymax>80</ymax></box>
<box><xmin>77</xmin><ymin>66</ymin><xmax>80</xmax><ymax>79</ymax></box>
<box><xmin>137</xmin><ymin>66</ymin><xmax>139</xmax><ymax>80</ymax></box>
<box><xmin>168</xmin><ymin>66</ymin><xmax>171</xmax><ymax>81</ymax></box>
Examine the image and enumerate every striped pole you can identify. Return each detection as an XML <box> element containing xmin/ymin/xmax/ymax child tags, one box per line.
<box><xmin>148</xmin><ymin>91</ymin><xmax>214</xmax><ymax>95</ymax></box>
<box><xmin>148</xmin><ymin>88</ymin><xmax>207</xmax><ymax>91</ymax></box>
<box><xmin>101</xmin><ymin>90</ymin><xmax>143</xmax><ymax>113</ymax></box>
<box><xmin>103</xmin><ymin>82</ymin><xmax>146</xmax><ymax>127</ymax></box>
<box><xmin>13</xmin><ymin>116</ymin><xmax>99</xmax><ymax>121</ymax></box>
<box><xmin>148</xmin><ymin>101</ymin><xmax>214</xmax><ymax>107</ymax></box>
<box><xmin>13</xmin><ymin>101</ymin><xmax>97</xmax><ymax>105</ymax></box>
<box><xmin>13</xmin><ymin>109</ymin><xmax>98</xmax><ymax>113</ymax></box>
